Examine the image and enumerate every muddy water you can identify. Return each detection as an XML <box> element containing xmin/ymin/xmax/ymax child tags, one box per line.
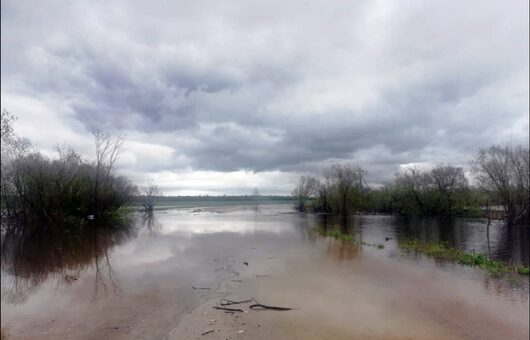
<box><xmin>1</xmin><ymin>204</ymin><xmax>528</xmax><ymax>339</ymax></box>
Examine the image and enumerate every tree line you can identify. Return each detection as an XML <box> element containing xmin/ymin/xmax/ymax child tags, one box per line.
<box><xmin>1</xmin><ymin>110</ymin><xmax>136</xmax><ymax>227</ymax></box>
<box><xmin>292</xmin><ymin>144</ymin><xmax>529</xmax><ymax>225</ymax></box>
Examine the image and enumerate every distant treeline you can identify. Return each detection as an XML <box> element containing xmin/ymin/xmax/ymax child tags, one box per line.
<box><xmin>292</xmin><ymin>144</ymin><xmax>529</xmax><ymax>225</ymax></box>
<box><xmin>1</xmin><ymin>111</ymin><xmax>135</xmax><ymax>227</ymax></box>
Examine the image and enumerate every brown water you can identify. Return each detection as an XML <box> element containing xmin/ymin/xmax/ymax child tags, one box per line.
<box><xmin>1</xmin><ymin>204</ymin><xmax>528</xmax><ymax>339</ymax></box>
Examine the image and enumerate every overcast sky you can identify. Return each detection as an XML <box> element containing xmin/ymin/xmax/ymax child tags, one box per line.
<box><xmin>1</xmin><ymin>0</ymin><xmax>528</xmax><ymax>195</ymax></box>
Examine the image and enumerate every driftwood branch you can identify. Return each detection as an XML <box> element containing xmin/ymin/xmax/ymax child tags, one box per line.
<box><xmin>212</xmin><ymin>306</ymin><xmax>244</xmax><ymax>312</ymax></box>
<box><xmin>249</xmin><ymin>297</ymin><xmax>294</xmax><ymax>311</ymax></box>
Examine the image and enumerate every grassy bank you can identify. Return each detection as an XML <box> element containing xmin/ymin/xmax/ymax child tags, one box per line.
<box><xmin>321</xmin><ymin>229</ymin><xmax>354</xmax><ymax>241</ymax></box>
<box><xmin>401</xmin><ymin>239</ymin><xmax>529</xmax><ymax>276</ymax></box>
<box><xmin>320</xmin><ymin>229</ymin><xmax>386</xmax><ymax>250</ymax></box>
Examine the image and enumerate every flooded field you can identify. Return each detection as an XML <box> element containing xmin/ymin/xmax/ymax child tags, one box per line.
<box><xmin>1</xmin><ymin>204</ymin><xmax>528</xmax><ymax>339</ymax></box>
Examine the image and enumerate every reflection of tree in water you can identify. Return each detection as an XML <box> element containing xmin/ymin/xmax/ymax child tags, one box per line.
<box><xmin>393</xmin><ymin>216</ymin><xmax>529</xmax><ymax>266</ymax></box>
<box><xmin>141</xmin><ymin>211</ymin><xmax>162</xmax><ymax>236</ymax></box>
<box><xmin>392</xmin><ymin>217</ymin><xmax>529</xmax><ymax>300</ymax></box>
<box><xmin>316</xmin><ymin>214</ymin><xmax>362</xmax><ymax>261</ymax></box>
<box><xmin>491</xmin><ymin>224</ymin><xmax>529</xmax><ymax>266</ymax></box>
<box><xmin>1</xmin><ymin>220</ymin><xmax>136</xmax><ymax>304</ymax></box>
<box><xmin>325</xmin><ymin>238</ymin><xmax>360</xmax><ymax>261</ymax></box>
<box><xmin>317</xmin><ymin>214</ymin><xmax>361</xmax><ymax>236</ymax></box>
<box><xmin>294</xmin><ymin>214</ymin><xmax>318</xmax><ymax>244</ymax></box>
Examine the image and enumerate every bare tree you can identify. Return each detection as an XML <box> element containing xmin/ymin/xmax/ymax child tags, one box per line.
<box><xmin>1</xmin><ymin>111</ymin><xmax>32</xmax><ymax>219</ymax></box>
<box><xmin>1</xmin><ymin>110</ymin><xmax>16</xmax><ymax>152</ymax></box>
<box><xmin>1</xmin><ymin>110</ymin><xmax>16</xmax><ymax>218</ymax></box>
<box><xmin>323</xmin><ymin>164</ymin><xmax>366</xmax><ymax>215</ymax></box>
<box><xmin>430</xmin><ymin>164</ymin><xmax>468</xmax><ymax>210</ymax></box>
<box><xmin>1</xmin><ymin>114</ymin><xmax>134</xmax><ymax>225</ymax></box>
<box><xmin>292</xmin><ymin>176</ymin><xmax>319</xmax><ymax>212</ymax></box>
<box><xmin>394</xmin><ymin>167</ymin><xmax>432</xmax><ymax>214</ymax></box>
<box><xmin>316</xmin><ymin>180</ymin><xmax>331</xmax><ymax>213</ymax></box>
<box><xmin>92</xmin><ymin>131</ymin><xmax>125</xmax><ymax>217</ymax></box>
<box><xmin>471</xmin><ymin>144</ymin><xmax>529</xmax><ymax>224</ymax></box>
<box><xmin>141</xmin><ymin>179</ymin><xmax>160</xmax><ymax>212</ymax></box>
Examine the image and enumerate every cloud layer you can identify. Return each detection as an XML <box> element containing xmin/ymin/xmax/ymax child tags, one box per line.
<box><xmin>2</xmin><ymin>0</ymin><xmax>528</xmax><ymax>194</ymax></box>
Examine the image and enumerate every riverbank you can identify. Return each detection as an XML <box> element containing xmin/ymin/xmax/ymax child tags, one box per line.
<box><xmin>169</xmin><ymin>240</ymin><xmax>529</xmax><ymax>339</ymax></box>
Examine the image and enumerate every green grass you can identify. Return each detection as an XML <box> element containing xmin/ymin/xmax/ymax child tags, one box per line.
<box><xmin>322</xmin><ymin>229</ymin><xmax>353</xmax><ymax>241</ymax></box>
<box><xmin>360</xmin><ymin>241</ymin><xmax>385</xmax><ymax>250</ymax></box>
<box><xmin>401</xmin><ymin>239</ymin><xmax>529</xmax><ymax>276</ymax></box>
<box><xmin>321</xmin><ymin>229</ymin><xmax>389</xmax><ymax>251</ymax></box>
<box><xmin>517</xmin><ymin>266</ymin><xmax>530</xmax><ymax>275</ymax></box>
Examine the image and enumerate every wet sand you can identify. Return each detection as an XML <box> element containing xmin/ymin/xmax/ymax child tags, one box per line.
<box><xmin>1</xmin><ymin>205</ymin><xmax>528</xmax><ymax>339</ymax></box>
<box><xmin>170</xmin><ymin>239</ymin><xmax>529</xmax><ymax>339</ymax></box>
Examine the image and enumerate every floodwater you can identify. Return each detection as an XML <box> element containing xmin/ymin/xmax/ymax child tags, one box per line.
<box><xmin>1</xmin><ymin>204</ymin><xmax>528</xmax><ymax>339</ymax></box>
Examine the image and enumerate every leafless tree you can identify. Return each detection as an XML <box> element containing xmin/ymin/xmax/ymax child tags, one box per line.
<box><xmin>1</xmin><ymin>110</ymin><xmax>16</xmax><ymax>152</ymax></box>
<box><xmin>471</xmin><ymin>144</ymin><xmax>529</xmax><ymax>224</ymax></box>
<box><xmin>141</xmin><ymin>179</ymin><xmax>160</xmax><ymax>212</ymax></box>
<box><xmin>92</xmin><ymin>131</ymin><xmax>125</xmax><ymax>216</ymax></box>
<box><xmin>1</xmin><ymin>111</ymin><xmax>32</xmax><ymax>219</ymax></box>
<box><xmin>1</xmin><ymin>113</ymin><xmax>134</xmax><ymax>225</ymax></box>
<box><xmin>394</xmin><ymin>167</ymin><xmax>433</xmax><ymax>213</ymax></box>
<box><xmin>316</xmin><ymin>181</ymin><xmax>331</xmax><ymax>213</ymax></box>
<box><xmin>431</xmin><ymin>164</ymin><xmax>468</xmax><ymax>191</ymax></box>
<box><xmin>292</xmin><ymin>175</ymin><xmax>319</xmax><ymax>212</ymax></box>
<box><xmin>323</xmin><ymin>164</ymin><xmax>366</xmax><ymax>215</ymax></box>
<box><xmin>430</xmin><ymin>164</ymin><xmax>468</xmax><ymax>209</ymax></box>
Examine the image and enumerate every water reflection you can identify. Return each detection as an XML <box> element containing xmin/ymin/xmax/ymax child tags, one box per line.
<box><xmin>312</xmin><ymin>215</ymin><xmax>362</xmax><ymax>261</ymax></box>
<box><xmin>141</xmin><ymin>211</ymin><xmax>162</xmax><ymax>236</ymax></box>
<box><xmin>313</xmin><ymin>214</ymin><xmax>529</xmax><ymax>266</ymax></box>
<box><xmin>313</xmin><ymin>214</ymin><xmax>529</xmax><ymax>301</ymax></box>
<box><xmin>324</xmin><ymin>239</ymin><xmax>360</xmax><ymax>261</ymax></box>
<box><xmin>2</xmin><ymin>211</ymin><xmax>527</xmax><ymax>307</ymax></box>
<box><xmin>1</xmin><ymin>221</ymin><xmax>136</xmax><ymax>304</ymax></box>
<box><xmin>318</xmin><ymin>214</ymin><xmax>360</xmax><ymax>234</ymax></box>
<box><xmin>0</xmin><ymin>206</ymin><xmax>528</xmax><ymax>339</ymax></box>
<box><xmin>393</xmin><ymin>216</ymin><xmax>529</xmax><ymax>266</ymax></box>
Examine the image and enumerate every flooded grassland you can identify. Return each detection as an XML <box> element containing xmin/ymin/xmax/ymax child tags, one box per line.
<box><xmin>1</xmin><ymin>204</ymin><xmax>528</xmax><ymax>339</ymax></box>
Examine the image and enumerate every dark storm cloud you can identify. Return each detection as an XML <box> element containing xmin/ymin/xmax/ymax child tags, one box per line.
<box><xmin>1</xmin><ymin>0</ymin><xmax>528</xmax><ymax>192</ymax></box>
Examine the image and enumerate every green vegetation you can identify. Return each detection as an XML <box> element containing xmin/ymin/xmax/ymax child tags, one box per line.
<box><xmin>401</xmin><ymin>239</ymin><xmax>529</xmax><ymax>276</ymax></box>
<box><xmin>319</xmin><ymin>228</ymin><xmax>387</xmax><ymax>250</ymax></box>
<box><xmin>364</xmin><ymin>171</ymin><xmax>488</xmax><ymax>218</ymax></box>
<box><xmin>517</xmin><ymin>266</ymin><xmax>530</xmax><ymax>275</ymax></box>
<box><xmin>1</xmin><ymin>110</ymin><xmax>135</xmax><ymax>228</ymax></box>
<box><xmin>292</xmin><ymin>143</ymin><xmax>529</xmax><ymax>225</ymax></box>
<box><xmin>360</xmin><ymin>241</ymin><xmax>385</xmax><ymax>250</ymax></box>
<box><xmin>293</xmin><ymin>164</ymin><xmax>367</xmax><ymax>215</ymax></box>
<box><xmin>321</xmin><ymin>229</ymin><xmax>353</xmax><ymax>241</ymax></box>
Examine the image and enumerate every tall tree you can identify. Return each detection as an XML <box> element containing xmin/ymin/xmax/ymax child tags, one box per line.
<box><xmin>292</xmin><ymin>175</ymin><xmax>319</xmax><ymax>212</ymax></box>
<box><xmin>471</xmin><ymin>144</ymin><xmax>529</xmax><ymax>224</ymax></box>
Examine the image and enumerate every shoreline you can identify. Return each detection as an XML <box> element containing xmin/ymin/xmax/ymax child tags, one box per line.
<box><xmin>168</xmin><ymin>241</ymin><xmax>529</xmax><ymax>339</ymax></box>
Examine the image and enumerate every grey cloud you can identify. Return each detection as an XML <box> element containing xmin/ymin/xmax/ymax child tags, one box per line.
<box><xmin>1</xmin><ymin>0</ymin><xmax>528</xmax><ymax>192</ymax></box>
